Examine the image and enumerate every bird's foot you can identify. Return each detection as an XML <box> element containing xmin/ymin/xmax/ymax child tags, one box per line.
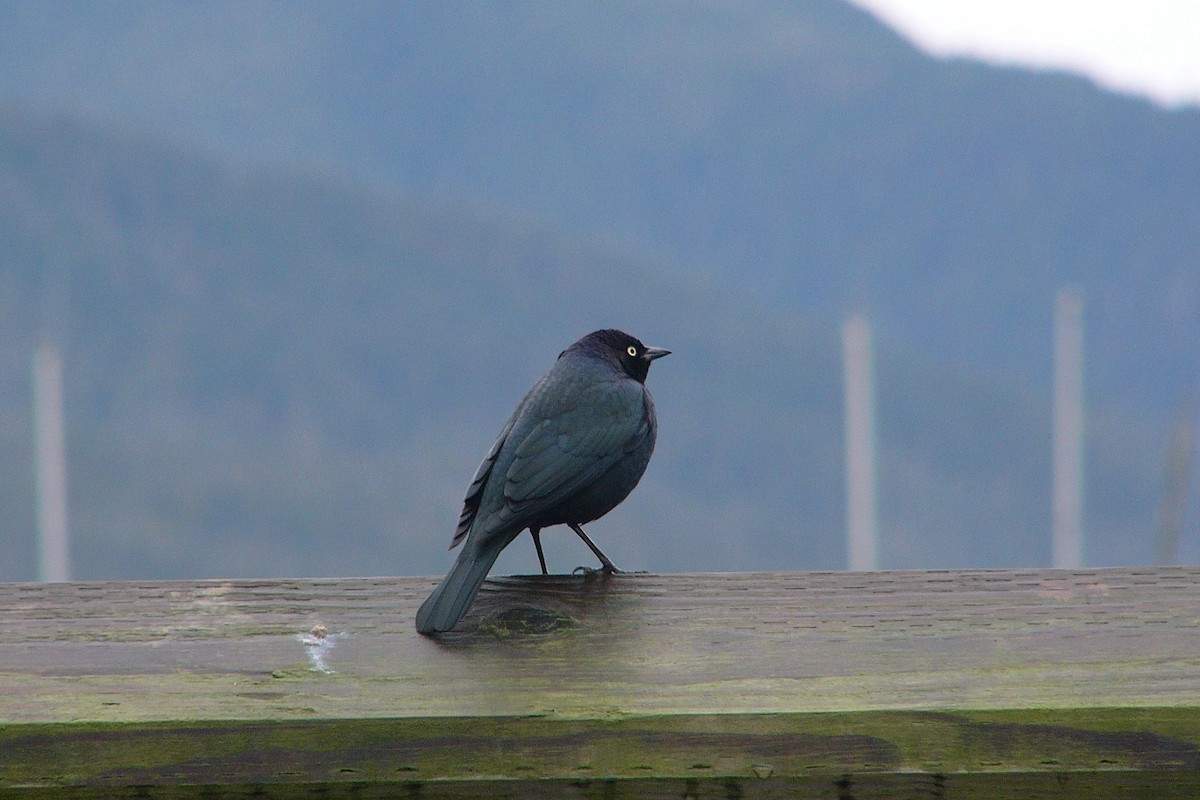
<box><xmin>572</xmin><ymin>564</ymin><xmax>622</xmax><ymax>577</ymax></box>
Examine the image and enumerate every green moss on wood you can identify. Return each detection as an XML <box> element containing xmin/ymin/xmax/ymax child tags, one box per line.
<box><xmin>2</xmin><ymin>708</ymin><xmax>1199</xmax><ymax>789</ymax></box>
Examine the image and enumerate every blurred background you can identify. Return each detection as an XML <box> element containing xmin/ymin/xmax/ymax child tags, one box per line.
<box><xmin>1</xmin><ymin>1</ymin><xmax>1197</xmax><ymax>581</ymax></box>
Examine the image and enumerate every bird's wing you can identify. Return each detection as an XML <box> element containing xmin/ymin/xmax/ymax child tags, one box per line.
<box><xmin>503</xmin><ymin>379</ymin><xmax>650</xmax><ymax>516</ymax></box>
<box><xmin>448</xmin><ymin>397</ymin><xmax>527</xmax><ymax>550</ymax></box>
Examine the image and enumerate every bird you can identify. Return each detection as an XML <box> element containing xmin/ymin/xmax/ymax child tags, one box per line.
<box><xmin>416</xmin><ymin>329</ymin><xmax>670</xmax><ymax>635</ymax></box>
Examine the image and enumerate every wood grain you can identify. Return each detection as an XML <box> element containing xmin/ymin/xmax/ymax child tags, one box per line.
<box><xmin>2</xmin><ymin>567</ymin><xmax>1199</xmax><ymax>797</ymax></box>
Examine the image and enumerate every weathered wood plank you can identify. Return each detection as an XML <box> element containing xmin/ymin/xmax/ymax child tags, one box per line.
<box><xmin>2</xmin><ymin>567</ymin><xmax>1199</xmax><ymax>797</ymax></box>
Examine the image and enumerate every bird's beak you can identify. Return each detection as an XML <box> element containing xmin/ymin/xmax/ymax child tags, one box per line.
<box><xmin>643</xmin><ymin>346</ymin><xmax>671</xmax><ymax>361</ymax></box>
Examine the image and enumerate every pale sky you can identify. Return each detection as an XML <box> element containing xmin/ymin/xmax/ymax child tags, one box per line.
<box><xmin>849</xmin><ymin>0</ymin><xmax>1200</xmax><ymax>107</ymax></box>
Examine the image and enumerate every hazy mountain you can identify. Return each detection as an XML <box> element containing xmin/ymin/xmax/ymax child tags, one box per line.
<box><xmin>0</xmin><ymin>1</ymin><xmax>1196</xmax><ymax>579</ymax></box>
<box><xmin>0</xmin><ymin>108</ymin><xmax>1170</xmax><ymax>581</ymax></box>
<box><xmin>1</xmin><ymin>1</ymin><xmax>1196</xmax><ymax>415</ymax></box>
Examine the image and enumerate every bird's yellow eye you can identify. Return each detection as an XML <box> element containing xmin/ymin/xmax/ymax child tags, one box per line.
<box><xmin>626</xmin><ymin>345</ymin><xmax>638</xmax><ymax>357</ymax></box>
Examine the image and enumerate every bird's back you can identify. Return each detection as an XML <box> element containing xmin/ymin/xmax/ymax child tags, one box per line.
<box><xmin>465</xmin><ymin>352</ymin><xmax>654</xmax><ymax>546</ymax></box>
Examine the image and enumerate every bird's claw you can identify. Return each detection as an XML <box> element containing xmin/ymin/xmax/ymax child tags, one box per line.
<box><xmin>572</xmin><ymin>564</ymin><xmax>622</xmax><ymax>577</ymax></box>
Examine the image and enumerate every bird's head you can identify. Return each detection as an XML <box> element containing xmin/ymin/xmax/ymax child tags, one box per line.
<box><xmin>570</xmin><ymin>329</ymin><xmax>671</xmax><ymax>383</ymax></box>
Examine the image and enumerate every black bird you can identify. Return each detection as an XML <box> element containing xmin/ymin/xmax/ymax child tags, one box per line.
<box><xmin>416</xmin><ymin>329</ymin><xmax>670</xmax><ymax>634</ymax></box>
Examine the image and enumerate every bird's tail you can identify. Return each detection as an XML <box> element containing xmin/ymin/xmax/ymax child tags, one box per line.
<box><xmin>416</xmin><ymin>535</ymin><xmax>510</xmax><ymax>634</ymax></box>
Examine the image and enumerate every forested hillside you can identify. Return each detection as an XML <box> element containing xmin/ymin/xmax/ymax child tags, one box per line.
<box><xmin>0</xmin><ymin>109</ymin><xmax>1165</xmax><ymax>580</ymax></box>
<box><xmin>0</xmin><ymin>1</ymin><xmax>1195</xmax><ymax>579</ymax></box>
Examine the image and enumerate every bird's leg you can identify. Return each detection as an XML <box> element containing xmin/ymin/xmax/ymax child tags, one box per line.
<box><xmin>567</xmin><ymin>523</ymin><xmax>621</xmax><ymax>573</ymax></box>
<box><xmin>530</xmin><ymin>527</ymin><xmax>548</xmax><ymax>575</ymax></box>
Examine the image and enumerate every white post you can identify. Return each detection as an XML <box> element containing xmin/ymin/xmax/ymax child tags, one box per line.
<box><xmin>1155</xmin><ymin>394</ymin><xmax>1197</xmax><ymax>565</ymax></box>
<box><xmin>843</xmin><ymin>314</ymin><xmax>879</xmax><ymax>571</ymax></box>
<box><xmin>1052</xmin><ymin>288</ymin><xmax>1084</xmax><ymax>569</ymax></box>
<box><xmin>32</xmin><ymin>342</ymin><xmax>71</xmax><ymax>582</ymax></box>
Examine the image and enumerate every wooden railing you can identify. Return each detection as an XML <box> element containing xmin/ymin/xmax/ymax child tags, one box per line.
<box><xmin>2</xmin><ymin>567</ymin><xmax>1199</xmax><ymax>797</ymax></box>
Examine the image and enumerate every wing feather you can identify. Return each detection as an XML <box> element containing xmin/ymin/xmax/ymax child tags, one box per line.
<box><xmin>453</xmin><ymin>363</ymin><xmax>650</xmax><ymax>549</ymax></box>
<box><xmin>448</xmin><ymin>396</ymin><xmax>527</xmax><ymax>550</ymax></box>
<box><xmin>504</xmin><ymin>380</ymin><xmax>648</xmax><ymax>514</ymax></box>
